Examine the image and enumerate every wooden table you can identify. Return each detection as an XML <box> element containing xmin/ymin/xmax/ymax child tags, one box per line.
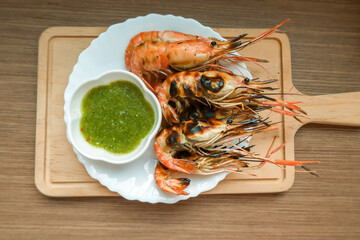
<box><xmin>1</xmin><ymin>0</ymin><xmax>359</xmax><ymax>239</ymax></box>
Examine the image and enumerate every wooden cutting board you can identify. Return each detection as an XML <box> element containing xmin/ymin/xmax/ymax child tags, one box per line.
<box><xmin>35</xmin><ymin>27</ymin><xmax>360</xmax><ymax>197</ymax></box>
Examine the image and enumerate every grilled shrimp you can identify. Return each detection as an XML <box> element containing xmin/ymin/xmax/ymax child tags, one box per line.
<box><xmin>153</xmin><ymin>119</ymin><xmax>319</xmax><ymax>195</ymax></box>
<box><xmin>125</xmin><ymin>19</ymin><xmax>289</xmax><ymax>92</ymax></box>
<box><xmin>125</xmin><ymin>31</ymin><xmax>206</xmax><ymax>70</ymax></box>
<box><xmin>154</xmin><ymin>118</ymin><xmax>272</xmax><ymax>174</ymax></box>
<box><xmin>157</xmin><ymin>70</ymin><xmax>306</xmax><ymax>125</ymax></box>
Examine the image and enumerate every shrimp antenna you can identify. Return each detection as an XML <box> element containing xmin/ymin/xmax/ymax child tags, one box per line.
<box><xmin>239</xmin><ymin>18</ymin><xmax>290</xmax><ymax>49</ymax></box>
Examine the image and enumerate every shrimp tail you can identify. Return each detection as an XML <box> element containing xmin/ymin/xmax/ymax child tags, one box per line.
<box><xmin>160</xmin><ymin>102</ymin><xmax>180</xmax><ymax>124</ymax></box>
<box><xmin>162</xmin><ymin>178</ymin><xmax>190</xmax><ymax>195</ymax></box>
<box><xmin>154</xmin><ymin>162</ymin><xmax>190</xmax><ymax>195</ymax></box>
<box><xmin>157</xmin><ymin>85</ymin><xmax>180</xmax><ymax>124</ymax></box>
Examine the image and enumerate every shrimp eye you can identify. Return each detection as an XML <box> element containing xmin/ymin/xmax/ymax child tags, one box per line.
<box><xmin>243</xmin><ymin>78</ymin><xmax>250</xmax><ymax>84</ymax></box>
<box><xmin>211</xmin><ymin>41</ymin><xmax>217</xmax><ymax>46</ymax></box>
<box><xmin>190</xmin><ymin>111</ymin><xmax>199</xmax><ymax>120</ymax></box>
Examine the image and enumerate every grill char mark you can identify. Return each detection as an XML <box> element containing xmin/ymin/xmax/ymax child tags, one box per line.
<box><xmin>166</xmin><ymin>131</ymin><xmax>180</xmax><ymax>147</ymax></box>
<box><xmin>200</xmin><ymin>74</ymin><xmax>224</xmax><ymax>93</ymax></box>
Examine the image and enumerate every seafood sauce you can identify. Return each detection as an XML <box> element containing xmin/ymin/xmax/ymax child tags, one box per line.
<box><xmin>80</xmin><ymin>81</ymin><xmax>155</xmax><ymax>154</ymax></box>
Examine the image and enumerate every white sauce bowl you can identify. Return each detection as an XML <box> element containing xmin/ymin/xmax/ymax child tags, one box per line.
<box><xmin>65</xmin><ymin>70</ymin><xmax>162</xmax><ymax>164</ymax></box>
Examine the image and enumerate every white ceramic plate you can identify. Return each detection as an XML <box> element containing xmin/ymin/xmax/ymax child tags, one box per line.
<box><xmin>64</xmin><ymin>14</ymin><xmax>252</xmax><ymax>204</ymax></box>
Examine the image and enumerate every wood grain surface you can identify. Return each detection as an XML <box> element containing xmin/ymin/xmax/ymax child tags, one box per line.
<box><xmin>0</xmin><ymin>0</ymin><xmax>359</xmax><ymax>239</ymax></box>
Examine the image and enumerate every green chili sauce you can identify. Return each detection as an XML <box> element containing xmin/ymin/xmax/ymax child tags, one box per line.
<box><xmin>80</xmin><ymin>81</ymin><xmax>155</xmax><ymax>154</ymax></box>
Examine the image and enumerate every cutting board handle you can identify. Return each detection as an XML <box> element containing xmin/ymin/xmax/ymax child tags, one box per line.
<box><xmin>296</xmin><ymin>91</ymin><xmax>360</xmax><ymax>127</ymax></box>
